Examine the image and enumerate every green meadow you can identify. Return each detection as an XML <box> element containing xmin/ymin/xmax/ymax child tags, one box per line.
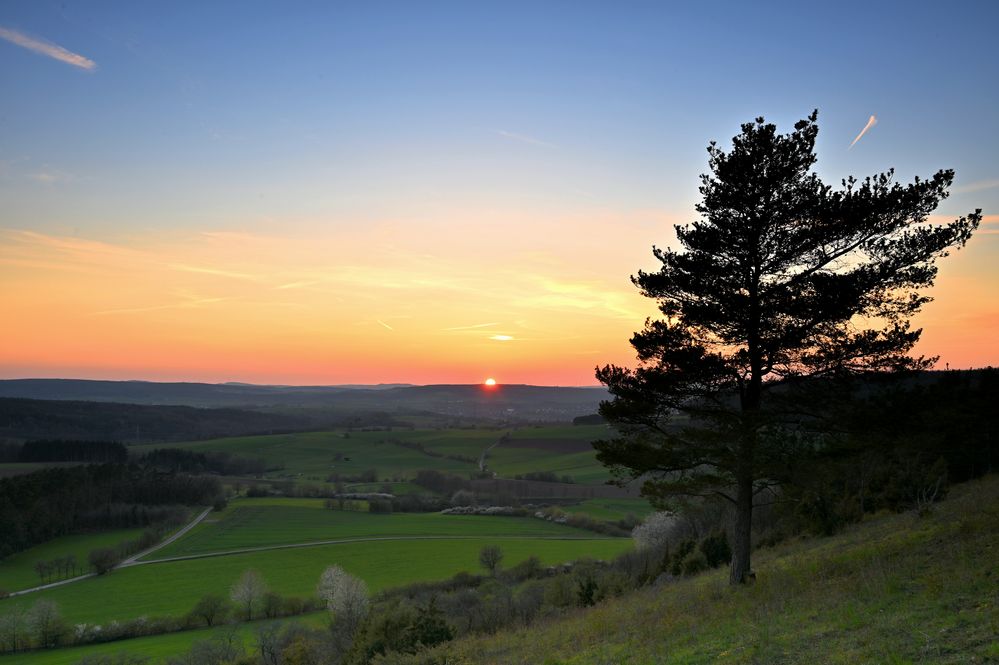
<box><xmin>147</xmin><ymin>498</ymin><xmax>607</xmax><ymax>559</ymax></box>
<box><xmin>1</xmin><ymin>537</ymin><xmax>632</xmax><ymax>626</ymax></box>
<box><xmin>128</xmin><ymin>425</ymin><xmax>615</xmax><ymax>486</ymax></box>
<box><xmin>562</xmin><ymin>498</ymin><xmax>654</xmax><ymax>522</ymax></box>
<box><xmin>130</xmin><ymin>430</ymin><xmax>480</xmax><ymax>483</ymax></box>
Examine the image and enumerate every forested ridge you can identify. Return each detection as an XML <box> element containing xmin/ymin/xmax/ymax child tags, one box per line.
<box><xmin>0</xmin><ymin>464</ymin><xmax>222</xmax><ymax>558</ymax></box>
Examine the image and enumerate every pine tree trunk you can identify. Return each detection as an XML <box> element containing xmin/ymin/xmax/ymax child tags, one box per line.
<box><xmin>729</xmin><ymin>471</ymin><xmax>754</xmax><ymax>585</ymax></box>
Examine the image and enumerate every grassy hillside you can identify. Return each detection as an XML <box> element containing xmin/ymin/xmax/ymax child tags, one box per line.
<box><xmin>387</xmin><ymin>474</ymin><xmax>999</xmax><ymax>664</ymax></box>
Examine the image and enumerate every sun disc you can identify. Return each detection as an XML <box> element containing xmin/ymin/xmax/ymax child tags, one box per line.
<box><xmin>484</xmin><ymin>378</ymin><xmax>497</xmax><ymax>386</ymax></box>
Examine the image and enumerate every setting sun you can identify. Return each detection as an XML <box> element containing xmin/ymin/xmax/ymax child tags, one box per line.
<box><xmin>484</xmin><ymin>378</ymin><xmax>497</xmax><ymax>386</ymax></box>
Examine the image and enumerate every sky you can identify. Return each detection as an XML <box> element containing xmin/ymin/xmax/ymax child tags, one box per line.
<box><xmin>1</xmin><ymin>1</ymin><xmax>997</xmax><ymax>386</ymax></box>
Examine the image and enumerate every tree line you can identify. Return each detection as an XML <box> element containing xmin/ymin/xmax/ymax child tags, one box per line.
<box><xmin>12</xmin><ymin>440</ymin><xmax>128</xmax><ymax>464</ymax></box>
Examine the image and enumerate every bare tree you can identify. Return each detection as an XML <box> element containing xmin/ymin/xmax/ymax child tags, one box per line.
<box><xmin>254</xmin><ymin>623</ymin><xmax>281</xmax><ymax>665</ymax></box>
<box><xmin>479</xmin><ymin>545</ymin><xmax>504</xmax><ymax>576</ymax></box>
<box><xmin>317</xmin><ymin>565</ymin><xmax>369</xmax><ymax>635</ymax></box>
<box><xmin>191</xmin><ymin>594</ymin><xmax>229</xmax><ymax>627</ymax></box>
<box><xmin>230</xmin><ymin>569</ymin><xmax>267</xmax><ymax>621</ymax></box>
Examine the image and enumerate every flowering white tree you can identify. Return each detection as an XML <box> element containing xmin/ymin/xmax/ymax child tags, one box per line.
<box><xmin>230</xmin><ymin>569</ymin><xmax>267</xmax><ymax>621</ymax></box>
<box><xmin>631</xmin><ymin>511</ymin><xmax>681</xmax><ymax>551</ymax></box>
<box><xmin>317</xmin><ymin>565</ymin><xmax>369</xmax><ymax>633</ymax></box>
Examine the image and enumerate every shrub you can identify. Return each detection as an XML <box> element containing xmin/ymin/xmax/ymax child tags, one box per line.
<box><xmin>698</xmin><ymin>531</ymin><xmax>732</xmax><ymax>568</ymax></box>
<box><xmin>669</xmin><ymin>539</ymin><xmax>696</xmax><ymax>576</ymax></box>
<box><xmin>680</xmin><ymin>549</ymin><xmax>709</xmax><ymax>576</ymax></box>
<box><xmin>88</xmin><ymin>548</ymin><xmax>119</xmax><ymax>575</ymax></box>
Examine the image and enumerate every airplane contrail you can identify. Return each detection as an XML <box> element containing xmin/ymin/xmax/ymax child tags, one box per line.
<box><xmin>377</xmin><ymin>319</ymin><xmax>394</xmax><ymax>330</ymax></box>
<box><xmin>0</xmin><ymin>26</ymin><xmax>96</xmax><ymax>70</ymax></box>
<box><xmin>849</xmin><ymin>114</ymin><xmax>878</xmax><ymax>149</ymax></box>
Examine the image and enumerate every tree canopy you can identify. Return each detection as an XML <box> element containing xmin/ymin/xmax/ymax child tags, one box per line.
<box><xmin>595</xmin><ymin>111</ymin><xmax>981</xmax><ymax>584</ymax></box>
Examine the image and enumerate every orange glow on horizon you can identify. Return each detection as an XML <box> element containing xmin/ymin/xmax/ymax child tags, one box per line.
<box><xmin>1</xmin><ymin>213</ymin><xmax>995</xmax><ymax>385</ymax></box>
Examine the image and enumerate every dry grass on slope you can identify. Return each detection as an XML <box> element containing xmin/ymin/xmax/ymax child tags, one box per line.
<box><xmin>380</xmin><ymin>475</ymin><xmax>999</xmax><ymax>665</ymax></box>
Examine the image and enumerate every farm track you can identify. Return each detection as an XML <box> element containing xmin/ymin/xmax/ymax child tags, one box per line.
<box><xmin>478</xmin><ymin>432</ymin><xmax>509</xmax><ymax>472</ymax></box>
<box><xmin>121</xmin><ymin>508</ymin><xmax>212</xmax><ymax>566</ymax></box>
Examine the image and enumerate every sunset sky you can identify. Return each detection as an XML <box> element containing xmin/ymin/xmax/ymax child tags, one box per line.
<box><xmin>1</xmin><ymin>2</ymin><xmax>997</xmax><ymax>385</ymax></box>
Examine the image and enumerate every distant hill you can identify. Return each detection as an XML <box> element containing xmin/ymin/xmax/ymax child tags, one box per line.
<box><xmin>0</xmin><ymin>397</ymin><xmax>328</xmax><ymax>443</ymax></box>
<box><xmin>0</xmin><ymin>379</ymin><xmax>609</xmax><ymax>423</ymax></box>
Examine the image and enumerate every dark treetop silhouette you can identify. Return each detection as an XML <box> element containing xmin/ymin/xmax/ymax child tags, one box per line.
<box><xmin>594</xmin><ymin>111</ymin><xmax>981</xmax><ymax>584</ymax></box>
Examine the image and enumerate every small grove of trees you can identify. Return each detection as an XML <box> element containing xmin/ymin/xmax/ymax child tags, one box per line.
<box><xmin>32</xmin><ymin>555</ymin><xmax>79</xmax><ymax>584</ymax></box>
<box><xmin>0</xmin><ymin>600</ymin><xmax>67</xmax><ymax>653</ymax></box>
<box><xmin>88</xmin><ymin>548</ymin><xmax>119</xmax><ymax>576</ymax></box>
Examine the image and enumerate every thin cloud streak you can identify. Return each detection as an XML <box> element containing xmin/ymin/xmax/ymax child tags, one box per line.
<box><xmin>92</xmin><ymin>297</ymin><xmax>228</xmax><ymax>316</ymax></box>
<box><xmin>0</xmin><ymin>26</ymin><xmax>96</xmax><ymax>70</ymax></box>
<box><xmin>849</xmin><ymin>114</ymin><xmax>877</xmax><ymax>149</ymax></box>
<box><xmin>377</xmin><ymin>319</ymin><xmax>394</xmax><ymax>331</ymax></box>
<box><xmin>167</xmin><ymin>263</ymin><xmax>260</xmax><ymax>281</ymax></box>
<box><xmin>441</xmin><ymin>322</ymin><xmax>499</xmax><ymax>331</ymax></box>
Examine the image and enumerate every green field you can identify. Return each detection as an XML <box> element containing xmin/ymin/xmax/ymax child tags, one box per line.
<box><xmin>129</xmin><ymin>425</ymin><xmax>614</xmax><ymax>486</ymax></box>
<box><xmin>0</xmin><ymin>424</ymin><xmax>633</xmax><ymax>663</ymax></box>
<box><xmin>130</xmin><ymin>430</ymin><xmax>480</xmax><ymax>483</ymax></box>
<box><xmin>563</xmin><ymin>498</ymin><xmax>654</xmax><ymax>522</ymax></box>
<box><xmin>0</xmin><ymin>527</ymin><xmax>146</xmax><ymax>593</ymax></box>
<box><xmin>1</xmin><ymin>538</ymin><xmax>632</xmax><ymax>625</ymax></box>
<box><xmin>147</xmin><ymin>498</ymin><xmax>608</xmax><ymax>559</ymax></box>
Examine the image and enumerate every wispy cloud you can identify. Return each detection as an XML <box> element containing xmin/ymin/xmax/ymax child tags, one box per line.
<box><xmin>849</xmin><ymin>114</ymin><xmax>877</xmax><ymax>149</ymax></box>
<box><xmin>275</xmin><ymin>280</ymin><xmax>323</xmax><ymax>290</ymax></box>
<box><xmin>0</xmin><ymin>26</ymin><xmax>96</xmax><ymax>71</ymax></box>
<box><xmin>92</xmin><ymin>296</ymin><xmax>228</xmax><ymax>316</ymax></box>
<box><xmin>28</xmin><ymin>168</ymin><xmax>74</xmax><ymax>184</ymax></box>
<box><xmin>441</xmin><ymin>322</ymin><xmax>499</xmax><ymax>331</ymax></box>
<box><xmin>494</xmin><ymin>130</ymin><xmax>556</xmax><ymax>148</ymax></box>
<box><xmin>167</xmin><ymin>263</ymin><xmax>259</xmax><ymax>281</ymax></box>
<box><xmin>376</xmin><ymin>319</ymin><xmax>394</xmax><ymax>331</ymax></box>
<box><xmin>489</xmin><ymin>334</ymin><xmax>514</xmax><ymax>341</ymax></box>
<box><xmin>954</xmin><ymin>179</ymin><xmax>999</xmax><ymax>194</ymax></box>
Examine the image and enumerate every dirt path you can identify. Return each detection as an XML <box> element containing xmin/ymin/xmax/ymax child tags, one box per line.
<box><xmin>121</xmin><ymin>507</ymin><xmax>212</xmax><ymax>566</ymax></box>
<box><xmin>479</xmin><ymin>432</ymin><xmax>509</xmax><ymax>473</ymax></box>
